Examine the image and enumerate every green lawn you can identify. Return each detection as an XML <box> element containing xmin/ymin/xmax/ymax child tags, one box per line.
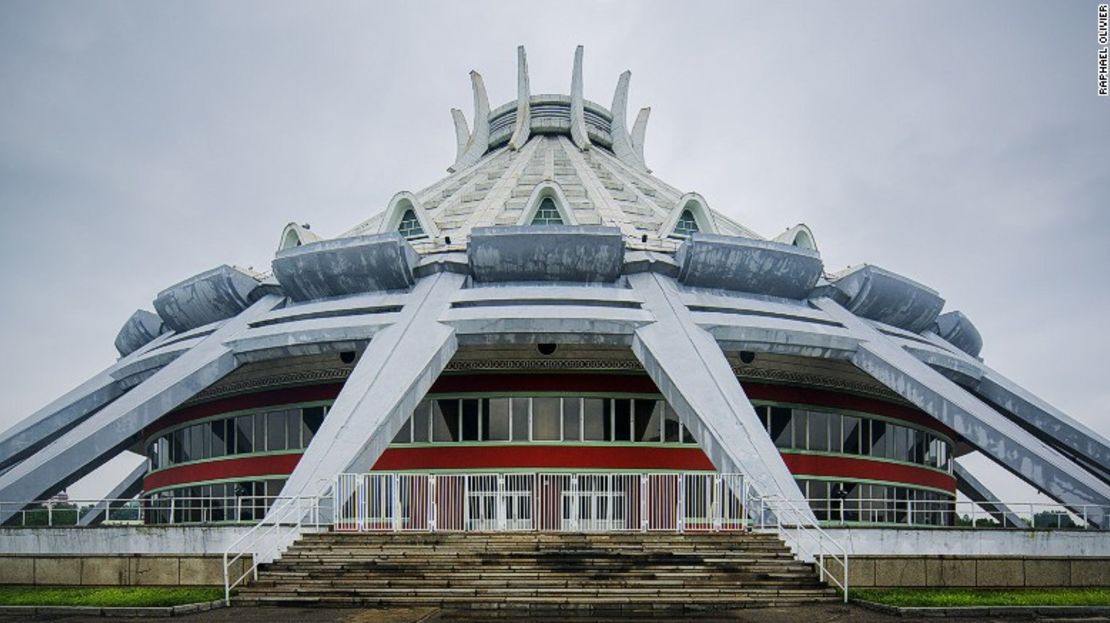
<box><xmin>0</xmin><ymin>586</ymin><xmax>223</xmax><ymax>607</ymax></box>
<box><xmin>854</xmin><ymin>587</ymin><xmax>1110</xmax><ymax>607</ymax></box>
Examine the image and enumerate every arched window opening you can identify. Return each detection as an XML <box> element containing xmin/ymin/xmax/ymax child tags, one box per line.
<box><xmin>671</xmin><ymin>209</ymin><xmax>700</xmax><ymax>238</ymax></box>
<box><xmin>531</xmin><ymin>197</ymin><xmax>564</xmax><ymax>226</ymax></box>
<box><xmin>281</xmin><ymin>230</ymin><xmax>302</xmax><ymax>250</ymax></box>
<box><xmin>397</xmin><ymin>209</ymin><xmax>426</xmax><ymax>239</ymax></box>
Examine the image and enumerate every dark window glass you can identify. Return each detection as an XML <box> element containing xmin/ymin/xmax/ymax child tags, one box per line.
<box><xmin>235</xmin><ymin>416</ymin><xmax>253</xmax><ymax>454</ymax></box>
<box><xmin>190</xmin><ymin>424</ymin><xmax>205</xmax><ymax>460</ymax></box>
<box><xmin>461</xmin><ymin>399</ymin><xmax>480</xmax><ymax>441</ymax></box>
<box><xmin>582</xmin><ymin>398</ymin><xmax>606</xmax><ymax>441</ymax></box>
<box><xmin>613</xmin><ymin>400</ymin><xmax>632</xmax><ymax>442</ymax></box>
<box><xmin>209</xmin><ymin>419</ymin><xmax>227</xmax><ymax>459</ymax></box>
<box><xmin>809</xmin><ymin>480</ymin><xmax>829</xmax><ymax>521</ymax></box>
<box><xmin>842</xmin><ymin>416</ymin><xmax>861</xmax><ymax>455</ymax></box>
<box><xmin>253</xmin><ymin>413</ymin><xmax>267</xmax><ymax>452</ymax></box>
<box><xmin>485</xmin><ymin>398</ymin><xmax>510</xmax><ymax>441</ymax></box>
<box><xmin>871</xmin><ymin>420</ymin><xmax>888</xmax><ymax>459</ymax></box>
<box><xmin>681</xmin><ymin>423</ymin><xmax>696</xmax><ymax>444</ymax></box>
<box><xmin>409</xmin><ymin>401</ymin><xmax>429</xmax><ymax>443</ymax></box>
<box><xmin>511</xmin><ymin>397</ymin><xmax>530</xmax><ymax>441</ymax></box>
<box><xmin>663</xmin><ymin>405</ymin><xmax>682</xmax><ymax>443</ymax></box>
<box><xmin>562</xmin><ymin>398</ymin><xmax>581</xmax><ymax>442</ymax></box>
<box><xmin>769</xmin><ymin>407</ymin><xmax>792</xmax><ymax>449</ymax></box>
<box><xmin>635</xmin><ymin>400</ymin><xmax>661</xmax><ymax>442</ymax></box>
<box><xmin>266</xmin><ymin>411</ymin><xmax>287</xmax><ymax>451</ymax></box>
<box><xmin>392</xmin><ymin>418</ymin><xmax>411</xmax><ymax>444</ymax></box>
<box><xmin>432</xmin><ymin>399</ymin><xmax>459</xmax><ymax>442</ymax></box>
<box><xmin>302</xmin><ymin>407</ymin><xmax>325</xmax><ymax>447</ymax></box>
<box><xmin>643</xmin><ymin>399</ymin><xmax>657</xmax><ymax>439</ymax></box>
<box><xmin>532</xmin><ymin>397</ymin><xmax>560</xmax><ymax>441</ymax></box>
<box><xmin>807</xmin><ymin>412</ymin><xmax>829</xmax><ymax>452</ymax></box>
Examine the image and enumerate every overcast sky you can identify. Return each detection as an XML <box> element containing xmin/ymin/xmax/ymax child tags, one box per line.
<box><xmin>1</xmin><ymin>1</ymin><xmax>1106</xmax><ymax>501</ymax></box>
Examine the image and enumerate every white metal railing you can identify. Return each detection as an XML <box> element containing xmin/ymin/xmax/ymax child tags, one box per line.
<box><xmin>222</xmin><ymin>494</ymin><xmax>328</xmax><ymax>605</ymax></box>
<box><xmin>332</xmin><ymin>472</ymin><xmax>749</xmax><ymax>533</ymax></box>
<box><xmin>751</xmin><ymin>493</ymin><xmax>850</xmax><ymax>602</ymax></box>
<box><xmin>803</xmin><ymin>497</ymin><xmax>1110</xmax><ymax>529</ymax></box>
<box><xmin>0</xmin><ymin>496</ymin><xmax>282</xmax><ymax>527</ymax></box>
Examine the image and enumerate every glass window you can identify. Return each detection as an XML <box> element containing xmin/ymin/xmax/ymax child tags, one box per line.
<box><xmin>871</xmin><ymin>420</ymin><xmax>888</xmax><ymax>459</ymax></box>
<box><xmin>286</xmin><ymin>411</ymin><xmax>301</xmax><ymax>449</ymax></box>
<box><xmin>461</xmin><ymin>399</ymin><xmax>480</xmax><ymax>441</ymax></box>
<box><xmin>531</xmin><ymin>197</ymin><xmax>564</xmax><ymax>225</ymax></box>
<box><xmin>842</xmin><ymin>416</ymin><xmax>861</xmax><ymax>455</ymax></box>
<box><xmin>179</xmin><ymin>427</ymin><xmax>191</xmax><ymax>463</ymax></box>
<box><xmin>794</xmin><ymin>410</ymin><xmax>808</xmax><ymax>449</ymax></box>
<box><xmin>582</xmin><ymin>398</ymin><xmax>606</xmax><ymax>441</ymax></box>
<box><xmin>235</xmin><ymin>416</ymin><xmax>253</xmax><ymax>454</ymax></box>
<box><xmin>532</xmin><ymin>398</ymin><xmax>560</xmax><ymax>441</ymax></box>
<box><xmin>266</xmin><ymin>411</ymin><xmax>288</xmax><ymax>451</ymax></box>
<box><xmin>432</xmin><ymin>399</ymin><xmax>459</xmax><ymax>442</ymax></box>
<box><xmin>613</xmin><ymin>399</ymin><xmax>632</xmax><ymax>442</ymax></box>
<box><xmin>397</xmin><ymin>209</ymin><xmax>425</xmax><ymax>238</ymax></box>
<box><xmin>636</xmin><ymin>400</ymin><xmax>662</xmax><ymax>442</ymax></box>
<box><xmin>672</xmin><ymin>209</ymin><xmax>699</xmax><ymax>237</ymax></box>
<box><xmin>769</xmin><ymin>407</ymin><xmax>792</xmax><ymax>449</ymax></box>
<box><xmin>392</xmin><ymin>418</ymin><xmax>411</xmax><ymax>444</ymax></box>
<box><xmin>253</xmin><ymin>413</ymin><xmax>267</xmax><ymax>452</ymax></box>
<box><xmin>511</xmin><ymin>397</ymin><xmax>530</xmax><ymax>441</ymax></box>
<box><xmin>191</xmin><ymin>424</ymin><xmax>206</xmax><ymax>460</ymax></box>
<box><xmin>682</xmin><ymin>422</ymin><xmax>696</xmax><ymax>444</ymax></box>
<box><xmin>562</xmin><ymin>398</ymin><xmax>581</xmax><ymax>442</ymax></box>
<box><xmin>663</xmin><ymin>405</ymin><xmax>682</xmax><ymax>443</ymax></box>
<box><xmin>484</xmin><ymin>398</ymin><xmax>510</xmax><ymax>441</ymax></box>
<box><xmin>208</xmin><ymin>419</ymin><xmax>227</xmax><ymax>459</ymax></box>
<box><xmin>302</xmin><ymin>407</ymin><xmax>325</xmax><ymax>447</ymax></box>
<box><xmin>809</xmin><ymin>480</ymin><xmax>829</xmax><ymax>521</ymax></box>
<box><xmin>808</xmin><ymin>411</ymin><xmax>830</xmax><ymax>452</ymax></box>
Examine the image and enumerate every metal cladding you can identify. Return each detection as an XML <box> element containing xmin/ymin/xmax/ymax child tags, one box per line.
<box><xmin>468</xmin><ymin>225</ymin><xmax>624</xmax><ymax>283</ymax></box>
<box><xmin>113</xmin><ymin>309</ymin><xmax>166</xmax><ymax>357</ymax></box>
<box><xmin>675</xmin><ymin>233</ymin><xmax>823</xmax><ymax>298</ymax></box>
<box><xmin>152</xmin><ymin>265</ymin><xmax>263</xmax><ymax>334</ymax></box>
<box><xmin>272</xmin><ymin>233</ymin><xmax>419</xmax><ymax>301</ymax></box>
<box><xmin>934</xmin><ymin>310</ymin><xmax>983</xmax><ymax>358</ymax></box>
<box><xmin>830</xmin><ymin>264</ymin><xmax>945</xmax><ymax>333</ymax></box>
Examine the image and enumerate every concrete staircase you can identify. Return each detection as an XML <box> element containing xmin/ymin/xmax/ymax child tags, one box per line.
<box><xmin>234</xmin><ymin>531</ymin><xmax>839</xmax><ymax>615</ymax></box>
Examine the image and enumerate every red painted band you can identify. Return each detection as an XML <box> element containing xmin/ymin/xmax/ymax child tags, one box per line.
<box><xmin>371</xmin><ymin>445</ymin><xmax>716</xmax><ymax>471</ymax></box>
<box><xmin>143</xmin><ymin>454</ymin><xmax>302</xmax><ymax>492</ymax></box>
<box><xmin>781</xmin><ymin>453</ymin><xmax>955</xmax><ymax>492</ymax></box>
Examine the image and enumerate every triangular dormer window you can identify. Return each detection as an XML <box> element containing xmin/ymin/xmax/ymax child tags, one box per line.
<box><xmin>671</xmin><ymin>209</ymin><xmax>699</xmax><ymax>238</ymax></box>
<box><xmin>397</xmin><ymin>209</ymin><xmax>426</xmax><ymax>239</ymax></box>
<box><xmin>530</xmin><ymin>197</ymin><xmax>564</xmax><ymax>226</ymax></box>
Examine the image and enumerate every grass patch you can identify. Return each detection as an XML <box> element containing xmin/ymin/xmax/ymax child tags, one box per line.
<box><xmin>854</xmin><ymin>587</ymin><xmax>1110</xmax><ymax>608</ymax></box>
<box><xmin>0</xmin><ymin>586</ymin><xmax>223</xmax><ymax>607</ymax></box>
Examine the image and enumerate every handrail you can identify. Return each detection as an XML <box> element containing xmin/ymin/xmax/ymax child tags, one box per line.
<box><xmin>752</xmin><ymin>490</ymin><xmax>849</xmax><ymax>602</ymax></box>
<box><xmin>222</xmin><ymin>494</ymin><xmax>327</xmax><ymax>605</ymax></box>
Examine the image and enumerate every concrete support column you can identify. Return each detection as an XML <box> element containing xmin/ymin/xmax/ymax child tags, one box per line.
<box><xmin>0</xmin><ymin>295</ymin><xmax>284</xmax><ymax>524</ymax></box>
<box><xmin>279</xmin><ymin>272</ymin><xmax>466</xmax><ymax>503</ymax></box>
<box><xmin>628</xmin><ymin>272</ymin><xmax>815</xmax><ymax>523</ymax></box>
<box><xmin>814</xmin><ymin>297</ymin><xmax>1110</xmax><ymax>527</ymax></box>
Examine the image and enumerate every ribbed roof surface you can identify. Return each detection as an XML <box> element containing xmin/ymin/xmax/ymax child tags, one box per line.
<box><xmin>339</xmin><ymin>134</ymin><xmax>761</xmax><ymax>254</ymax></box>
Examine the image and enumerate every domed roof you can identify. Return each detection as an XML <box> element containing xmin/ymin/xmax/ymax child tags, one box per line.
<box><xmin>321</xmin><ymin>46</ymin><xmax>771</xmax><ymax>255</ymax></box>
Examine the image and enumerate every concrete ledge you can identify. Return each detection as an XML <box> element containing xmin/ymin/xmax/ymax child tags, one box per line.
<box><xmin>272</xmin><ymin>233</ymin><xmax>419</xmax><ymax>301</ymax></box>
<box><xmin>830</xmin><ymin>264</ymin><xmax>944</xmax><ymax>333</ymax></box>
<box><xmin>153</xmin><ymin>265</ymin><xmax>263</xmax><ymax>333</ymax></box>
<box><xmin>468</xmin><ymin>226</ymin><xmax>624</xmax><ymax>283</ymax></box>
<box><xmin>853</xmin><ymin>599</ymin><xmax>1110</xmax><ymax>618</ymax></box>
<box><xmin>0</xmin><ymin>555</ymin><xmax>251</xmax><ymax>587</ymax></box>
<box><xmin>675</xmin><ymin>233</ymin><xmax>823</xmax><ymax>298</ymax></box>
<box><xmin>0</xmin><ymin>600</ymin><xmax>224</xmax><ymax>618</ymax></box>
<box><xmin>829</xmin><ymin>556</ymin><xmax>1110</xmax><ymax>588</ymax></box>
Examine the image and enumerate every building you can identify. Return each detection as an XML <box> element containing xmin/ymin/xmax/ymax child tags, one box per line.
<box><xmin>0</xmin><ymin>46</ymin><xmax>1107</xmax><ymax>535</ymax></box>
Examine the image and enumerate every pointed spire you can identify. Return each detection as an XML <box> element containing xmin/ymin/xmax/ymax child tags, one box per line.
<box><xmin>451</xmin><ymin>71</ymin><xmax>491</xmax><ymax>172</ymax></box>
<box><xmin>609</xmin><ymin>70</ymin><xmax>647</xmax><ymax>171</ymax></box>
<box><xmin>631</xmin><ymin>107</ymin><xmax>651</xmax><ymax>170</ymax></box>
<box><xmin>451</xmin><ymin>109</ymin><xmax>469</xmax><ymax>163</ymax></box>
<box><xmin>569</xmin><ymin>45</ymin><xmax>591</xmax><ymax>150</ymax></box>
<box><xmin>509</xmin><ymin>45</ymin><xmax>531</xmax><ymax>151</ymax></box>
